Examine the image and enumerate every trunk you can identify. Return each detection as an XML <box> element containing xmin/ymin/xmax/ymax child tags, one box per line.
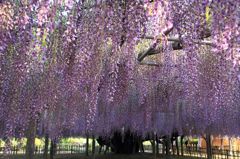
<box><xmin>161</xmin><ymin>136</ymin><xmax>170</xmax><ymax>159</ymax></box>
<box><xmin>140</xmin><ymin>140</ymin><xmax>144</xmax><ymax>153</ymax></box>
<box><xmin>151</xmin><ymin>140</ymin><xmax>156</xmax><ymax>154</ymax></box>
<box><xmin>180</xmin><ymin>136</ymin><xmax>184</xmax><ymax>156</ymax></box>
<box><xmin>43</xmin><ymin>134</ymin><xmax>49</xmax><ymax>159</ymax></box>
<box><xmin>50</xmin><ymin>140</ymin><xmax>53</xmax><ymax>159</ymax></box>
<box><xmin>206</xmin><ymin>134</ymin><xmax>212</xmax><ymax>159</ymax></box>
<box><xmin>86</xmin><ymin>134</ymin><xmax>89</xmax><ymax>156</ymax></box>
<box><xmin>104</xmin><ymin>145</ymin><xmax>109</xmax><ymax>154</ymax></box>
<box><xmin>25</xmin><ymin>119</ymin><xmax>36</xmax><ymax>159</ymax></box>
<box><xmin>151</xmin><ymin>135</ymin><xmax>156</xmax><ymax>159</ymax></box>
<box><xmin>111</xmin><ymin>131</ymin><xmax>140</xmax><ymax>154</ymax></box>
<box><xmin>176</xmin><ymin>136</ymin><xmax>179</xmax><ymax>156</ymax></box>
<box><xmin>92</xmin><ymin>135</ymin><xmax>95</xmax><ymax>156</ymax></box>
<box><xmin>132</xmin><ymin>137</ymin><xmax>136</xmax><ymax>154</ymax></box>
<box><xmin>171</xmin><ymin>139</ymin><xmax>175</xmax><ymax>155</ymax></box>
<box><xmin>98</xmin><ymin>146</ymin><xmax>102</xmax><ymax>154</ymax></box>
<box><xmin>151</xmin><ymin>133</ymin><xmax>156</xmax><ymax>155</ymax></box>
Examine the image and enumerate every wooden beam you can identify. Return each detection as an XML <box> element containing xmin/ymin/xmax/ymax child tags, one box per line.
<box><xmin>143</xmin><ymin>36</ymin><xmax>215</xmax><ymax>47</ymax></box>
<box><xmin>138</xmin><ymin>61</ymin><xmax>161</xmax><ymax>67</ymax></box>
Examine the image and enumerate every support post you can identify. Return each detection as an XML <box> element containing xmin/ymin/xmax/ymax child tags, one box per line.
<box><xmin>206</xmin><ymin>134</ymin><xmax>212</xmax><ymax>159</ymax></box>
<box><xmin>165</xmin><ymin>135</ymin><xmax>170</xmax><ymax>159</ymax></box>
<box><xmin>166</xmin><ymin>136</ymin><xmax>170</xmax><ymax>155</ymax></box>
<box><xmin>150</xmin><ymin>133</ymin><xmax>156</xmax><ymax>159</ymax></box>
<box><xmin>86</xmin><ymin>134</ymin><xmax>89</xmax><ymax>156</ymax></box>
<box><xmin>176</xmin><ymin>136</ymin><xmax>180</xmax><ymax>156</ymax></box>
<box><xmin>92</xmin><ymin>135</ymin><xmax>95</xmax><ymax>156</ymax></box>
<box><xmin>50</xmin><ymin>139</ymin><xmax>57</xmax><ymax>159</ymax></box>
<box><xmin>43</xmin><ymin>134</ymin><xmax>49</xmax><ymax>159</ymax></box>
<box><xmin>180</xmin><ymin>136</ymin><xmax>184</xmax><ymax>156</ymax></box>
<box><xmin>152</xmin><ymin>139</ymin><xmax>156</xmax><ymax>155</ymax></box>
<box><xmin>156</xmin><ymin>135</ymin><xmax>159</xmax><ymax>155</ymax></box>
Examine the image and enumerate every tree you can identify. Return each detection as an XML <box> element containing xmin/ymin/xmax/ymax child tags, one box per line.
<box><xmin>0</xmin><ymin>1</ymin><xmax>239</xmax><ymax>158</ymax></box>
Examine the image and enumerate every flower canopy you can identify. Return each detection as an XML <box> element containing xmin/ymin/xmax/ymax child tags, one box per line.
<box><xmin>0</xmin><ymin>0</ymin><xmax>239</xmax><ymax>138</ymax></box>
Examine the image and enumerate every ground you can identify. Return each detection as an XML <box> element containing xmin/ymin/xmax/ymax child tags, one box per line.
<box><xmin>1</xmin><ymin>153</ymin><xmax>200</xmax><ymax>159</ymax></box>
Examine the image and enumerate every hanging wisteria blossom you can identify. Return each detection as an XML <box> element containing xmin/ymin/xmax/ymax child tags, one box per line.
<box><xmin>0</xmin><ymin>1</ymin><xmax>240</xmax><ymax>157</ymax></box>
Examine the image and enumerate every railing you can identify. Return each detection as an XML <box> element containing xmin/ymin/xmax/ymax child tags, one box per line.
<box><xmin>57</xmin><ymin>144</ymin><xmax>86</xmax><ymax>154</ymax></box>
<box><xmin>1</xmin><ymin>144</ymin><xmax>240</xmax><ymax>159</ymax></box>
<box><xmin>143</xmin><ymin>144</ymin><xmax>240</xmax><ymax>159</ymax></box>
<box><xmin>0</xmin><ymin>145</ymin><xmax>87</xmax><ymax>155</ymax></box>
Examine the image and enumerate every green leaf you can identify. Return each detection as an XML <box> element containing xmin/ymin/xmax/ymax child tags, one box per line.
<box><xmin>205</xmin><ymin>6</ymin><xmax>212</xmax><ymax>26</ymax></box>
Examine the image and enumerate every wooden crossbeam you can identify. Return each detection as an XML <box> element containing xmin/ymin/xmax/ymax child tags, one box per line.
<box><xmin>138</xmin><ymin>61</ymin><xmax>161</xmax><ymax>67</ymax></box>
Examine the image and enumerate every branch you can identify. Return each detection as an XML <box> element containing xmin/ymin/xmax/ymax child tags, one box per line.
<box><xmin>137</xmin><ymin>45</ymin><xmax>160</xmax><ymax>60</ymax></box>
<box><xmin>137</xmin><ymin>26</ymin><xmax>174</xmax><ymax>62</ymax></box>
<box><xmin>137</xmin><ymin>36</ymin><xmax>216</xmax><ymax>61</ymax></box>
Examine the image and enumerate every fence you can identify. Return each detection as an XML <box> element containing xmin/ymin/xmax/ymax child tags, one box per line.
<box><xmin>0</xmin><ymin>144</ymin><xmax>87</xmax><ymax>155</ymax></box>
<box><xmin>143</xmin><ymin>144</ymin><xmax>240</xmax><ymax>159</ymax></box>
<box><xmin>1</xmin><ymin>144</ymin><xmax>240</xmax><ymax>159</ymax></box>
